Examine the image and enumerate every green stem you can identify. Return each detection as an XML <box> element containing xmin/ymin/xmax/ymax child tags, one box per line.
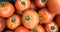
<box><xmin>11</xmin><ymin>17</ymin><xmax>16</xmax><ymax>22</ymax></box>
<box><xmin>0</xmin><ymin>2</ymin><xmax>5</xmax><ymax>6</ymax></box>
<box><xmin>51</xmin><ymin>26</ymin><xmax>55</xmax><ymax>30</ymax></box>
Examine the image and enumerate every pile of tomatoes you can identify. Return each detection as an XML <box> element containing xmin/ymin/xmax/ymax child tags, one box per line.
<box><xmin>0</xmin><ymin>0</ymin><xmax>60</xmax><ymax>32</ymax></box>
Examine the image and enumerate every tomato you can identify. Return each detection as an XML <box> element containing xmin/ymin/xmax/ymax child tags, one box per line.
<box><xmin>38</xmin><ymin>8</ymin><xmax>55</xmax><ymax>24</ymax></box>
<box><xmin>15</xmin><ymin>0</ymin><xmax>31</xmax><ymax>12</ymax></box>
<box><xmin>7</xmin><ymin>14</ymin><xmax>21</xmax><ymax>30</ymax></box>
<box><xmin>15</xmin><ymin>26</ymin><xmax>29</xmax><ymax>32</ymax></box>
<box><xmin>56</xmin><ymin>15</ymin><xmax>60</xmax><ymax>27</ymax></box>
<box><xmin>0</xmin><ymin>2</ymin><xmax>15</xmax><ymax>18</ymax></box>
<box><xmin>44</xmin><ymin>21</ymin><xmax>59</xmax><ymax>32</ymax></box>
<box><xmin>22</xmin><ymin>9</ymin><xmax>39</xmax><ymax>29</ymax></box>
<box><xmin>30</xmin><ymin>24</ymin><xmax>45</xmax><ymax>32</ymax></box>
<box><xmin>35</xmin><ymin>0</ymin><xmax>47</xmax><ymax>8</ymax></box>
<box><xmin>5</xmin><ymin>30</ymin><xmax>13</xmax><ymax>32</ymax></box>
<box><xmin>47</xmin><ymin>0</ymin><xmax>60</xmax><ymax>14</ymax></box>
<box><xmin>0</xmin><ymin>17</ymin><xmax>6</xmax><ymax>32</ymax></box>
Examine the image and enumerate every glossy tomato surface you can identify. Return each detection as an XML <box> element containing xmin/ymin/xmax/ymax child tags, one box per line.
<box><xmin>38</xmin><ymin>8</ymin><xmax>55</xmax><ymax>24</ymax></box>
<box><xmin>7</xmin><ymin>14</ymin><xmax>21</xmax><ymax>30</ymax></box>
<box><xmin>44</xmin><ymin>21</ymin><xmax>59</xmax><ymax>32</ymax></box>
<box><xmin>30</xmin><ymin>24</ymin><xmax>45</xmax><ymax>32</ymax></box>
<box><xmin>15</xmin><ymin>0</ymin><xmax>31</xmax><ymax>12</ymax></box>
<box><xmin>22</xmin><ymin>9</ymin><xmax>39</xmax><ymax>29</ymax></box>
<box><xmin>47</xmin><ymin>0</ymin><xmax>60</xmax><ymax>14</ymax></box>
<box><xmin>35</xmin><ymin>0</ymin><xmax>47</xmax><ymax>8</ymax></box>
<box><xmin>15</xmin><ymin>26</ymin><xmax>29</xmax><ymax>32</ymax></box>
<box><xmin>0</xmin><ymin>2</ymin><xmax>15</xmax><ymax>18</ymax></box>
<box><xmin>0</xmin><ymin>17</ymin><xmax>6</xmax><ymax>32</ymax></box>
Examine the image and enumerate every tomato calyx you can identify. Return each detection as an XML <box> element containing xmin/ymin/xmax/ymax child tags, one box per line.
<box><xmin>0</xmin><ymin>2</ymin><xmax>5</xmax><ymax>7</ymax></box>
<box><xmin>51</xmin><ymin>26</ymin><xmax>55</xmax><ymax>30</ymax></box>
<box><xmin>42</xmin><ymin>0</ymin><xmax>46</xmax><ymax>2</ymax></box>
<box><xmin>25</xmin><ymin>16</ymin><xmax>30</xmax><ymax>21</ymax></box>
<box><xmin>39</xmin><ymin>16</ymin><xmax>43</xmax><ymax>22</ymax></box>
<box><xmin>33</xmin><ymin>29</ymin><xmax>36</xmax><ymax>32</ymax></box>
<box><xmin>20</xmin><ymin>0</ymin><xmax>26</xmax><ymax>6</ymax></box>
<box><xmin>11</xmin><ymin>17</ymin><xmax>16</xmax><ymax>22</ymax></box>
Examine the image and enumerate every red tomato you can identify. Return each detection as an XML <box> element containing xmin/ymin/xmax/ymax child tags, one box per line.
<box><xmin>47</xmin><ymin>0</ymin><xmax>60</xmax><ymax>14</ymax></box>
<box><xmin>56</xmin><ymin>15</ymin><xmax>60</xmax><ymax>27</ymax></box>
<box><xmin>5</xmin><ymin>30</ymin><xmax>13</xmax><ymax>32</ymax></box>
<box><xmin>0</xmin><ymin>17</ymin><xmax>6</xmax><ymax>32</ymax></box>
<box><xmin>0</xmin><ymin>2</ymin><xmax>15</xmax><ymax>18</ymax></box>
<box><xmin>22</xmin><ymin>9</ymin><xmax>39</xmax><ymax>29</ymax></box>
<box><xmin>38</xmin><ymin>8</ymin><xmax>55</xmax><ymax>24</ymax></box>
<box><xmin>35</xmin><ymin>0</ymin><xmax>47</xmax><ymax>8</ymax></box>
<box><xmin>15</xmin><ymin>26</ymin><xmax>29</xmax><ymax>32</ymax></box>
<box><xmin>7</xmin><ymin>14</ymin><xmax>21</xmax><ymax>30</ymax></box>
<box><xmin>44</xmin><ymin>21</ymin><xmax>59</xmax><ymax>32</ymax></box>
<box><xmin>15</xmin><ymin>0</ymin><xmax>31</xmax><ymax>12</ymax></box>
<box><xmin>30</xmin><ymin>24</ymin><xmax>45</xmax><ymax>32</ymax></box>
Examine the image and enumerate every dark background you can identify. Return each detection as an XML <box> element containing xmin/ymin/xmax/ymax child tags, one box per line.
<box><xmin>0</xmin><ymin>0</ymin><xmax>60</xmax><ymax>32</ymax></box>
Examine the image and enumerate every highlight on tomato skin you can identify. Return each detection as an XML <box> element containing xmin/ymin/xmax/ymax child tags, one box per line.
<box><xmin>15</xmin><ymin>26</ymin><xmax>29</xmax><ymax>32</ymax></box>
<box><xmin>0</xmin><ymin>17</ymin><xmax>6</xmax><ymax>32</ymax></box>
<box><xmin>38</xmin><ymin>8</ymin><xmax>55</xmax><ymax>24</ymax></box>
<box><xmin>7</xmin><ymin>14</ymin><xmax>21</xmax><ymax>30</ymax></box>
<box><xmin>44</xmin><ymin>21</ymin><xmax>59</xmax><ymax>32</ymax></box>
<box><xmin>0</xmin><ymin>2</ymin><xmax>15</xmax><ymax>18</ymax></box>
<box><xmin>22</xmin><ymin>9</ymin><xmax>39</xmax><ymax>29</ymax></box>
<box><xmin>15</xmin><ymin>0</ymin><xmax>31</xmax><ymax>12</ymax></box>
<box><xmin>30</xmin><ymin>24</ymin><xmax>45</xmax><ymax>32</ymax></box>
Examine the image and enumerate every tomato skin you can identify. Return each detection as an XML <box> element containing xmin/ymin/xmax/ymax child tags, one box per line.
<box><xmin>15</xmin><ymin>26</ymin><xmax>29</xmax><ymax>32</ymax></box>
<box><xmin>38</xmin><ymin>8</ymin><xmax>55</xmax><ymax>24</ymax></box>
<box><xmin>7</xmin><ymin>14</ymin><xmax>21</xmax><ymax>30</ymax></box>
<box><xmin>44</xmin><ymin>21</ymin><xmax>59</xmax><ymax>32</ymax></box>
<box><xmin>47</xmin><ymin>0</ymin><xmax>60</xmax><ymax>14</ymax></box>
<box><xmin>0</xmin><ymin>17</ymin><xmax>6</xmax><ymax>32</ymax></box>
<box><xmin>35</xmin><ymin>0</ymin><xmax>47</xmax><ymax>8</ymax></box>
<box><xmin>15</xmin><ymin>0</ymin><xmax>31</xmax><ymax>12</ymax></box>
<box><xmin>30</xmin><ymin>24</ymin><xmax>45</xmax><ymax>32</ymax></box>
<box><xmin>5</xmin><ymin>30</ymin><xmax>13</xmax><ymax>32</ymax></box>
<box><xmin>56</xmin><ymin>15</ymin><xmax>60</xmax><ymax>27</ymax></box>
<box><xmin>22</xmin><ymin>9</ymin><xmax>39</xmax><ymax>29</ymax></box>
<box><xmin>0</xmin><ymin>2</ymin><xmax>15</xmax><ymax>18</ymax></box>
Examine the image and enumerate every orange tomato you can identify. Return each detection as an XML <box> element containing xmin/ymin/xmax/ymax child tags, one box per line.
<box><xmin>0</xmin><ymin>2</ymin><xmax>15</xmax><ymax>18</ymax></box>
<box><xmin>38</xmin><ymin>8</ymin><xmax>55</xmax><ymax>24</ymax></box>
<box><xmin>15</xmin><ymin>26</ymin><xmax>29</xmax><ymax>32</ymax></box>
<box><xmin>47</xmin><ymin>0</ymin><xmax>60</xmax><ymax>14</ymax></box>
<box><xmin>0</xmin><ymin>17</ymin><xmax>6</xmax><ymax>32</ymax></box>
<box><xmin>5</xmin><ymin>30</ymin><xmax>13</xmax><ymax>32</ymax></box>
<box><xmin>7</xmin><ymin>14</ymin><xmax>21</xmax><ymax>30</ymax></box>
<box><xmin>44</xmin><ymin>21</ymin><xmax>59</xmax><ymax>32</ymax></box>
<box><xmin>22</xmin><ymin>9</ymin><xmax>39</xmax><ymax>29</ymax></box>
<box><xmin>15</xmin><ymin>0</ymin><xmax>31</xmax><ymax>12</ymax></box>
<box><xmin>30</xmin><ymin>24</ymin><xmax>45</xmax><ymax>32</ymax></box>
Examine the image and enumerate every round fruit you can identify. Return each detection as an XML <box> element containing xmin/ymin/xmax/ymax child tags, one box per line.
<box><xmin>35</xmin><ymin>0</ymin><xmax>47</xmax><ymax>8</ymax></box>
<box><xmin>47</xmin><ymin>0</ymin><xmax>60</xmax><ymax>14</ymax></box>
<box><xmin>0</xmin><ymin>2</ymin><xmax>15</xmax><ymax>18</ymax></box>
<box><xmin>0</xmin><ymin>17</ymin><xmax>6</xmax><ymax>32</ymax></box>
<box><xmin>15</xmin><ymin>26</ymin><xmax>29</xmax><ymax>32</ymax></box>
<box><xmin>7</xmin><ymin>14</ymin><xmax>21</xmax><ymax>30</ymax></box>
<box><xmin>38</xmin><ymin>8</ymin><xmax>55</xmax><ymax>24</ymax></box>
<box><xmin>15</xmin><ymin>0</ymin><xmax>31</xmax><ymax>12</ymax></box>
<box><xmin>5</xmin><ymin>30</ymin><xmax>13</xmax><ymax>32</ymax></box>
<box><xmin>44</xmin><ymin>21</ymin><xmax>59</xmax><ymax>32</ymax></box>
<box><xmin>30</xmin><ymin>24</ymin><xmax>45</xmax><ymax>32</ymax></box>
<box><xmin>22</xmin><ymin>9</ymin><xmax>39</xmax><ymax>29</ymax></box>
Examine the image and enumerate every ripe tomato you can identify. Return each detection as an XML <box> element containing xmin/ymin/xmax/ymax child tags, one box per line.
<box><xmin>5</xmin><ymin>30</ymin><xmax>13</xmax><ymax>32</ymax></box>
<box><xmin>30</xmin><ymin>24</ymin><xmax>45</xmax><ymax>32</ymax></box>
<box><xmin>0</xmin><ymin>2</ymin><xmax>15</xmax><ymax>18</ymax></box>
<box><xmin>38</xmin><ymin>8</ymin><xmax>55</xmax><ymax>24</ymax></box>
<box><xmin>15</xmin><ymin>0</ymin><xmax>31</xmax><ymax>12</ymax></box>
<box><xmin>47</xmin><ymin>0</ymin><xmax>60</xmax><ymax>14</ymax></box>
<box><xmin>22</xmin><ymin>9</ymin><xmax>39</xmax><ymax>29</ymax></box>
<box><xmin>15</xmin><ymin>26</ymin><xmax>29</xmax><ymax>32</ymax></box>
<box><xmin>35</xmin><ymin>0</ymin><xmax>47</xmax><ymax>8</ymax></box>
<box><xmin>44</xmin><ymin>21</ymin><xmax>59</xmax><ymax>32</ymax></box>
<box><xmin>0</xmin><ymin>17</ymin><xmax>6</xmax><ymax>32</ymax></box>
<box><xmin>7</xmin><ymin>14</ymin><xmax>21</xmax><ymax>30</ymax></box>
<box><xmin>56</xmin><ymin>15</ymin><xmax>60</xmax><ymax>27</ymax></box>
